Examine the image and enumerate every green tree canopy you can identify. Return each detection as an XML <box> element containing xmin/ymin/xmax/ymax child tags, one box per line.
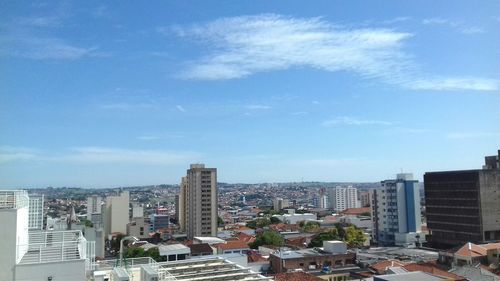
<box><xmin>249</xmin><ymin>231</ymin><xmax>284</xmax><ymax>249</ymax></box>
<box><xmin>344</xmin><ymin>226</ymin><xmax>366</xmax><ymax>247</ymax></box>
<box><xmin>308</xmin><ymin>228</ymin><xmax>340</xmax><ymax>247</ymax></box>
<box><xmin>246</xmin><ymin>217</ymin><xmax>271</xmax><ymax>229</ymax></box>
<box><xmin>270</xmin><ymin>216</ymin><xmax>282</xmax><ymax>224</ymax></box>
<box><xmin>302</xmin><ymin>221</ymin><xmax>321</xmax><ymax>232</ymax></box>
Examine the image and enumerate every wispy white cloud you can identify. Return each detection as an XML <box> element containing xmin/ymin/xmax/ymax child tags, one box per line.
<box><xmin>406</xmin><ymin>77</ymin><xmax>499</xmax><ymax>91</ymax></box>
<box><xmin>176</xmin><ymin>105</ymin><xmax>186</xmax><ymax>112</ymax></box>
<box><xmin>16</xmin><ymin>16</ymin><xmax>62</xmax><ymax>27</ymax></box>
<box><xmin>53</xmin><ymin>147</ymin><xmax>200</xmax><ymax>165</ymax></box>
<box><xmin>136</xmin><ymin>136</ymin><xmax>161</xmax><ymax>141</ymax></box>
<box><xmin>170</xmin><ymin>14</ymin><xmax>498</xmax><ymax>91</ymax></box>
<box><xmin>0</xmin><ymin>146</ymin><xmax>39</xmax><ymax>164</ymax></box>
<box><xmin>312</xmin><ymin>100</ymin><xmax>320</xmax><ymax>105</ymax></box>
<box><xmin>0</xmin><ymin>146</ymin><xmax>200</xmax><ymax>165</ymax></box>
<box><xmin>446</xmin><ymin>132</ymin><xmax>500</xmax><ymax>139</ymax></box>
<box><xmin>172</xmin><ymin>14</ymin><xmax>414</xmax><ymax>82</ymax></box>
<box><xmin>422</xmin><ymin>17</ymin><xmax>485</xmax><ymax>34</ymax></box>
<box><xmin>3</xmin><ymin>37</ymin><xmax>99</xmax><ymax>60</ymax></box>
<box><xmin>322</xmin><ymin>116</ymin><xmax>392</xmax><ymax>127</ymax></box>
<box><xmin>245</xmin><ymin>104</ymin><xmax>272</xmax><ymax>110</ymax></box>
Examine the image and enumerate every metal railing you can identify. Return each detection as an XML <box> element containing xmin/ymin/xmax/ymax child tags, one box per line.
<box><xmin>0</xmin><ymin>190</ymin><xmax>29</xmax><ymax>209</ymax></box>
<box><xmin>17</xmin><ymin>230</ymin><xmax>95</xmax><ymax>270</ymax></box>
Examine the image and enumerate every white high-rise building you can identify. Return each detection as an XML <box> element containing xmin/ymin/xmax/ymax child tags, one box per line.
<box><xmin>104</xmin><ymin>191</ymin><xmax>129</xmax><ymax>236</ymax></box>
<box><xmin>329</xmin><ymin>186</ymin><xmax>359</xmax><ymax>212</ymax></box>
<box><xmin>370</xmin><ymin>173</ymin><xmax>422</xmax><ymax>246</ymax></box>
<box><xmin>273</xmin><ymin>197</ymin><xmax>290</xmax><ymax>211</ymax></box>
<box><xmin>86</xmin><ymin>195</ymin><xmax>102</xmax><ymax>220</ymax></box>
<box><xmin>0</xmin><ymin>190</ymin><xmax>95</xmax><ymax>281</ymax></box>
<box><xmin>28</xmin><ymin>194</ymin><xmax>44</xmax><ymax>230</ymax></box>
<box><xmin>319</xmin><ymin>194</ymin><xmax>329</xmax><ymax>209</ymax></box>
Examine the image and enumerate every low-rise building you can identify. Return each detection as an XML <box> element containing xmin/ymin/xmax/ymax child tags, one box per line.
<box><xmin>217</xmin><ymin>240</ymin><xmax>251</xmax><ymax>255</ymax></box>
<box><xmin>269</xmin><ymin>241</ymin><xmax>356</xmax><ymax>273</ymax></box>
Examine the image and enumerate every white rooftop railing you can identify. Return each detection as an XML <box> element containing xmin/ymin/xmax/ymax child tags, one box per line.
<box><xmin>17</xmin><ymin>230</ymin><xmax>95</xmax><ymax>270</ymax></box>
<box><xmin>0</xmin><ymin>190</ymin><xmax>29</xmax><ymax>209</ymax></box>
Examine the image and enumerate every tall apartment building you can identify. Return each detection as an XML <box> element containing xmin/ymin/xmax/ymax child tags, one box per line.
<box><xmin>329</xmin><ymin>186</ymin><xmax>359</xmax><ymax>212</ymax></box>
<box><xmin>178</xmin><ymin>176</ymin><xmax>187</xmax><ymax>232</ymax></box>
<box><xmin>104</xmin><ymin>191</ymin><xmax>129</xmax><ymax>236</ymax></box>
<box><xmin>425</xmin><ymin>150</ymin><xmax>500</xmax><ymax>249</ymax></box>
<box><xmin>86</xmin><ymin>195</ymin><xmax>102</xmax><ymax>220</ymax></box>
<box><xmin>28</xmin><ymin>194</ymin><xmax>44</xmax><ymax>230</ymax></box>
<box><xmin>370</xmin><ymin>173</ymin><xmax>422</xmax><ymax>246</ymax></box>
<box><xmin>273</xmin><ymin>197</ymin><xmax>290</xmax><ymax>211</ymax></box>
<box><xmin>180</xmin><ymin>164</ymin><xmax>218</xmax><ymax>239</ymax></box>
<box><xmin>360</xmin><ymin>191</ymin><xmax>370</xmax><ymax>207</ymax></box>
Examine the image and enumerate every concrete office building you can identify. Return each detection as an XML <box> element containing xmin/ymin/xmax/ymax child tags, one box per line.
<box><xmin>370</xmin><ymin>173</ymin><xmax>422</xmax><ymax>246</ymax></box>
<box><xmin>127</xmin><ymin>217</ymin><xmax>153</xmax><ymax>239</ymax></box>
<box><xmin>104</xmin><ymin>191</ymin><xmax>129</xmax><ymax>236</ymax></box>
<box><xmin>425</xmin><ymin>150</ymin><xmax>500</xmax><ymax>248</ymax></box>
<box><xmin>86</xmin><ymin>195</ymin><xmax>102</xmax><ymax>221</ymax></box>
<box><xmin>0</xmin><ymin>190</ymin><xmax>95</xmax><ymax>281</ymax></box>
<box><xmin>132</xmin><ymin>204</ymin><xmax>144</xmax><ymax>218</ymax></box>
<box><xmin>152</xmin><ymin>214</ymin><xmax>170</xmax><ymax>231</ymax></box>
<box><xmin>28</xmin><ymin>194</ymin><xmax>44</xmax><ymax>230</ymax></box>
<box><xmin>329</xmin><ymin>186</ymin><xmax>359</xmax><ymax>212</ymax></box>
<box><xmin>181</xmin><ymin>164</ymin><xmax>218</xmax><ymax>239</ymax></box>
<box><xmin>273</xmin><ymin>197</ymin><xmax>290</xmax><ymax>211</ymax></box>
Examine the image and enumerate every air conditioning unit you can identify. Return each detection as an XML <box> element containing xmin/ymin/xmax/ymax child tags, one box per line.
<box><xmin>112</xmin><ymin>268</ymin><xmax>130</xmax><ymax>281</ymax></box>
<box><xmin>141</xmin><ymin>264</ymin><xmax>159</xmax><ymax>281</ymax></box>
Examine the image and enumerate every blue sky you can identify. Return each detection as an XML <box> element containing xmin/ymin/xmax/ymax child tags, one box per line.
<box><xmin>1</xmin><ymin>1</ymin><xmax>499</xmax><ymax>187</ymax></box>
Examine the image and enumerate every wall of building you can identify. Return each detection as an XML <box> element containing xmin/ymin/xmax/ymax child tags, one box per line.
<box><xmin>425</xmin><ymin>170</ymin><xmax>482</xmax><ymax>248</ymax></box>
<box><xmin>479</xmin><ymin>170</ymin><xmax>500</xmax><ymax>241</ymax></box>
<box><xmin>15</xmin><ymin>260</ymin><xmax>86</xmax><ymax>281</ymax></box>
<box><xmin>0</xmin><ymin>209</ymin><xmax>19</xmax><ymax>281</ymax></box>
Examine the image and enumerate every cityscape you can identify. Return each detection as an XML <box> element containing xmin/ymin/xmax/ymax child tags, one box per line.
<box><xmin>2</xmin><ymin>1</ymin><xmax>500</xmax><ymax>281</ymax></box>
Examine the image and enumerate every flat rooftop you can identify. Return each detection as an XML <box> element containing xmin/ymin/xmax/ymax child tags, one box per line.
<box><xmin>271</xmin><ymin>248</ymin><xmax>351</xmax><ymax>260</ymax></box>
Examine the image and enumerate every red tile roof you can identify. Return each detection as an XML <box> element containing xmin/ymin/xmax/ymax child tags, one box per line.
<box><xmin>236</xmin><ymin>232</ymin><xmax>256</xmax><ymax>243</ymax></box>
<box><xmin>341</xmin><ymin>207</ymin><xmax>371</xmax><ymax>215</ymax></box>
<box><xmin>218</xmin><ymin>240</ymin><xmax>250</xmax><ymax>250</ymax></box>
<box><xmin>369</xmin><ymin>260</ymin><xmax>406</xmax><ymax>274</ymax></box>
<box><xmin>403</xmin><ymin>262</ymin><xmax>467</xmax><ymax>281</ymax></box>
<box><xmin>455</xmin><ymin>242</ymin><xmax>487</xmax><ymax>257</ymax></box>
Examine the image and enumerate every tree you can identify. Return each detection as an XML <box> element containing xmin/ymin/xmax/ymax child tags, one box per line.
<box><xmin>308</xmin><ymin>228</ymin><xmax>340</xmax><ymax>247</ymax></box>
<box><xmin>249</xmin><ymin>231</ymin><xmax>284</xmax><ymax>249</ymax></box>
<box><xmin>110</xmin><ymin>234</ymin><xmax>125</xmax><ymax>253</ymax></box>
<box><xmin>82</xmin><ymin>219</ymin><xmax>93</xmax><ymax>228</ymax></box>
<box><xmin>218</xmin><ymin>216</ymin><xmax>225</xmax><ymax>227</ymax></box>
<box><xmin>270</xmin><ymin>216</ymin><xmax>282</xmax><ymax>224</ymax></box>
<box><xmin>302</xmin><ymin>221</ymin><xmax>321</xmax><ymax>232</ymax></box>
<box><xmin>125</xmin><ymin>247</ymin><xmax>145</xmax><ymax>258</ymax></box>
<box><xmin>344</xmin><ymin>226</ymin><xmax>366</xmax><ymax>247</ymax></box>
<box><xmin>246</xmin><ymin>218</ymin><xmax>271</xmax><ymax>229</ymax></box>
<box><xmin>334</xmin><ymin>223</ymin><xmax>346</xmax><ymax>238</ymax></box>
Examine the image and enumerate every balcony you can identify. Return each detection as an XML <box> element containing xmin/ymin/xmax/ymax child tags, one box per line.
<box><xmin>17</xmin><ymin>230</ymin><xmax>95</xmax><ymax>271</ymax></box>
<box><xmin>0</xmin><ymin>190</ymin><xmax>29</xmax><ymax>209</ymax></box>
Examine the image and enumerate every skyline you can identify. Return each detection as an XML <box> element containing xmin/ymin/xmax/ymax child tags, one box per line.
<box><xmin>1</xmin><ymin>1</ymin><xmax>499</xmax><ymax>188</ymax></box>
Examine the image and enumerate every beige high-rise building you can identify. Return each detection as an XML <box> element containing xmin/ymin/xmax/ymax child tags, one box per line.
<box><xmin>178</xmin><ymin>176</ymin><xmax>187</xmax><ymax>232</ymax></box>
<box><xmin>104</xmin><ymin>191</ymin><xmax>129</xmax><ymax>236</ymax></box>
<box><xmin>181</xmin><ymin>164</ymin><xmax>217</xmax><ymax>239</ymax></box>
